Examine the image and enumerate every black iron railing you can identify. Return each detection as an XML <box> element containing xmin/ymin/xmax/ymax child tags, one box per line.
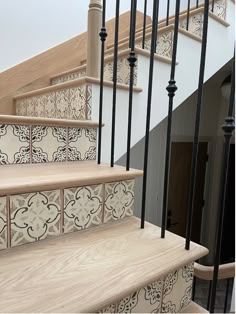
<box><xmin>98</xmin><ymin>0</ymin><xmax>107</xmax><ymax>164</ymax></box>
<box><xmin>141</xmin><ymin>0</ymin><xmax>160</xmax><ymax>228</ymax></box>
<box><xmin>185</xmin><ymin>0</ymin><xmax>210</xmax><ymax>250</ymax></box>
<box><xmin>161</xmin><ymin>0</ymin><xmax>181</xmax><ymax>239</ymax></box>
<box><xmin>110</xmin><ymin>0</ymin><xmax>120</xmax><ymax>167</ymax></box>
<box><xmin>98</xmin><ymin>0</ymin><xmax>234</xmax><ymax>311</ymax></box>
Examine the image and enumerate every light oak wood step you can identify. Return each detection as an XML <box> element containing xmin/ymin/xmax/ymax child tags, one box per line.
<box><xmin>0</xmin><ymin>161</ymin><xmax>143</xmax><ymax>196</ymax></box>
<box><xmin>0</xmin><ymin>216</ymin><xmax>208</xmax><ymax>313</ymax></box>
<box><xmin>181</xmin><ymin>301</ymin><xmax>209</xmax><ymax>313</ymax></box>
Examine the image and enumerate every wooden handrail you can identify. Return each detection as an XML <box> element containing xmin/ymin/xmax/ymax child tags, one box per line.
<box><xmin>194</xmin><ymin>262</ymin><xmax>235</xmax><ymax>280</ymax></box>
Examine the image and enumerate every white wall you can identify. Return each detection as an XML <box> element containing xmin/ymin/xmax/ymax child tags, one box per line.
<box><xmin>0</xmin><ymin>0</ymin><xmax>193</xmax><ymax>72</ymax></box>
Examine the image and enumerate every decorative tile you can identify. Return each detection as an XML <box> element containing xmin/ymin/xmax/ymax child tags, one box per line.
<box><xmin>137</xmin><ymin>30</ymin><xmax>173</xmax><ymax>59</ymax></box>
<box><xmin>10</xmin><ymin>190</ymin><xmax>61</xmax><ymax>247</ymax></box>
<box><xmin>179</xmin><ymin>14</ymin><xmax>204</xmax><ymax>38</ymax></box>
<box><xmin>51</xmin><ymin>70</ymin><xmax>86</xmax><ymax>85</ymax></box>
<box><xmin>55</xmin><ymin>89</ymin><xmax>70</xmax><ymax>119</ymax></box>
<box><xmin>64</xmin><ymin>184</ymin><xmax>103</xmax><ymax>233</ymax></box>
<box><xmin>0</xmin><ymin>197</ymin><xmax>7</xmax><ymax>250</ymax></box>
<box><xmin>104</xmin><ymin>180</ymin><xmax>134</xmax><ymax>223</ymax></box>
<box><xmin>213</xmin><ymin>0</ymin><xmax>227</xmax><ymax>19</ymax></box>
<box><xmin>99</xmin><ymin>279</ymin><xmax>163</xmax><ymax>313</ymax></box>
<box><xmin>68</xmin><ymin>85</ymin><xmax>90</xmax><ymax>120</ymax></box>
<box><xmin>32</xmin><ymin>126</ymin><xmax>67</xmax><ymax>163</ymax></box>
<box><xmin>161</xmin><ymin>263</ymin><xmax>194</xmax><ymax>313</ymax></box>
<box><xmin>15</xmin><ymin>85</ymin><xmax>91</xmax><ymax>121</ymax></box>
<box><xmin>104</xmin><ymin>57</ymin><xmax>138</xmax><ymax>86</ymax></box>
<box><xmin>68</xmin><ymin>127</ymin><xmax>97</xmax><ymax>161</ymax></box>
<box><xmin>0</xmin><ymin>124</ymin><xmax>30</xmax><ymax>165</ymax></box>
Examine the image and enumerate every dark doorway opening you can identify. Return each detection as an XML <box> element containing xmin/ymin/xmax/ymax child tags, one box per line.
<box><xmin>167</xmin><ymin>142</ymin><xmax>208</xmax><ymax>244</ymax></box>
<box><xmin>220</xmin><ymin>143</ymin><xmax>235</xmax><ymax>263</ymax></box>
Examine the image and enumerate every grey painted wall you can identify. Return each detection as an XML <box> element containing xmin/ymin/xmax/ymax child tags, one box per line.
<box><xmin>117</xmin><ymin>63</ymin><xmax>234</xmax><ymax>264</ymax></box>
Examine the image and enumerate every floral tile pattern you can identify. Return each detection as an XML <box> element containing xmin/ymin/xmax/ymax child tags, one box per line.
<box><xmin>51</xmin><ymin>70</ymin><xmax>86</xmax><ymax>85</ymax></box>
<box><xmin>10</xmin><ymin>190</ymin><xmax>61</xmax><ymax>247</ymax></box>
<box><xmin>137</xmin><ymin>30</ymin><xmax>173</xmax><ymax>59</ymax></box>
<box><xmin>0</xmin><ymin>124</ymin><xmax>30</xmax><ymax>165</ymax></box>
<box><xmin>104</xmin><ymin>57</ymin><xmax>138</xmax><ymax>86</ymax></box>
<box><xmin>213</xmin><ymin>0</ymin><xmax>227</xmax><ymax>20</ymax></box>
<box><xmin>99</xmin><ymin>264</ymin><xmax>194</xmax><ymax>313</ymax></box>
<box><xmin>179</xmin><ymin>14</ymin><xmax>204</xmax><ymax>38</ymax></box>
<box><xmin>161</xmin><ymin>263</ymin><xmax>194</xmax><ymax>313</ymax></box>
<box><xmin>104</xmin><ymin>180</ymin><xmax>134</xmax><ymax>223</ymax></box>
<box><xmin>32</xmin><ymin>126</ymin><xmax>67</xmax><ymax>163</ymax></box>
<box><xmin>68</xmin><ymin>127</ymin><xmax>97</xmax><ymax>161</ymax></box>
<box><xmin>15</xmin><ymin>84</ymin><xmax>92</xmax><ymax>120</ymax></box>
<box><xmin>100</xmin><ymin>280</ymin><xmax>163</xmax><ymax>313</ymax></box>
<box><xmin>64</xmin><ymin>184</ymin><xmax>103</xmax><ymax>233</ymax></box>
<box><xmin>0</xmin><ymin>197</ymin><xmax>7</xmax><ymax>250</ymax></box>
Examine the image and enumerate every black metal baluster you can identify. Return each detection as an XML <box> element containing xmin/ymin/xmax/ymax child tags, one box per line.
<box><xmin>110</xmin><ymin>0</ymin><xmax>120</xmax><ymax>167</ymax></box>
<box><xmin>166</xmin><ymin>0</ymin><xmax>170</xmax><ymax>26</ymax></box>
<box><xmin>142</xmin><ymin>0</ymin><xmax>148</xmax><ymax>49</ymax></box>
<box><xmin>211</xmin><ymin>0</ymin><xmax>215</xmax><ymax>12</ymax></box>
<box><xmin>129</xmin><ymin>0</ymin><xmax>134</xmax><ymax>48</ymax></box>
<box><xmin>224</xmin><ymin>278</ymin><xmax>231</xmax><ymax>313</ymax></box>
<box><xmin>161</xmin><ymin>0</ymin><xmax>180</xmax><ymax>238</ymax></box>
<box><xmin>192</xmin><ymin>277</ymin><xmax>196</xmax><ymax>301</ymax></box>
<box><xmin>209</xmin><ymin>55</ymin><xmax>235</xmax><ymax>313</ymax></box>
<box><xmin>185</xmin><ymin>0</ymin><xmax>210</xmax><ymax>250</ymax></box>
<box><xmin>196</xmin><ymin>0</ymin><xmax>199</xmax><ymax>8</ymax></box>
<box><xmin>186</xmin><ymin>0</ymin><xmax>191</xmax><ymax>30</ymax></box>
<box><xmin>98</xmin><ymin>0</ymin><xmax>107</xmax><ymax>164</ymax></box>
<box><xmin>126</xmin><ymin>0</ymin><xmax>137</xmax><ymax>171</ymax></box>
<box><xmin>207</xmin><ymin>281</ymin><xmax>212</xmax><ymax>310</ymax></box>
<box><xmin>141</xmin><ymin>0</ymin><xmax>160</xmax><ymax>228</ymax></box>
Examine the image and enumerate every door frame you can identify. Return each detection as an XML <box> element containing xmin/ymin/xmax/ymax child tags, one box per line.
<box><xmin>170</xmin><ymin>135</ymin><xmax>212</xmax><ymax>244</ymax></box>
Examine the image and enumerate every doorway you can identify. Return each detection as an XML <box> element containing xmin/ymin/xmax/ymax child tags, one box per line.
<box><xmin>167</xmin><ymin>141</ymin><xmax>208</xmax><ymax>243</ymax></box>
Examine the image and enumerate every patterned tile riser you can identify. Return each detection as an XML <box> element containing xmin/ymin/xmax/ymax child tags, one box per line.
<box><xmin>136</xmin><ymin>30</ymin><xmax>174</xmax><ymax>59</ymax></box>
<box><xmin>51</xmin><ymin>58</ymin><xmax>138</xmax><ymax>87</ymax></box>
<box><xmin>0</xmin><ymin>179</ymin><xmax>134</xmax><ymax>250</ymax></box>
<box><xmin>99</xmin><ymin>263</ymin><xmax>194</xmax><ymax>313</ymax></box>
<box><xmin>16</xmin><ymin>84</ymin><xmax>92</xmax><ymax>121</ymax></box>
<box><xmin>0</xmin><ymin>124</ymin><xmax>97</xmax><ymax>165</ymax></box>
<box><xmin>179</xmin><ymin>13</ymin><xmax>204</xmax><ymax>38</ymax></box>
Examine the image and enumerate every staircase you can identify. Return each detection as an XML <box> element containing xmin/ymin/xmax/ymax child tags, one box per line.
<box><xmin>0</xmin><ymin>0</ymin><xmax>234</xmax><ymax>312</ymax></box>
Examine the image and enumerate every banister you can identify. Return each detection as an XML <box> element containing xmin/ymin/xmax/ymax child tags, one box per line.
<box><xmin>194</xmin><ymin>262</ymin><xmax>235</xmax><ymax>280</ymax></box>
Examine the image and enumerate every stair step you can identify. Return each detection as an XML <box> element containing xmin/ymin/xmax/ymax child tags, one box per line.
<box><xmin>51</xmin><ymin>48</ymin><xmax>171</xmax><ymax>87</ymax></box>
<box><xmin>181</xmin><ymin>301</ymin><xmax>208</xmax><ymax>313</ymax></box>
<box><xmin>0</xmin><ymin>161</ymin><xmax>143</xmax><ymax>250</ymax></box>
<box><xmin>0</xmin><ymin>161</ymin><xmax>143</xmax><ymax>196</ymax></box>
<box><xmin>0</xmin><ymin>216</ymin><xmax>208</xmax><ymax>313</ymax></box>
<box><xmin>14</xmin><ymin>76</ymin><xmax>142</xmax><ymax>120</ymax></box>
<box><xmin>0</xmin><ymin>115</ymin><xmax>99</xmax><ymax>165</ymax></box>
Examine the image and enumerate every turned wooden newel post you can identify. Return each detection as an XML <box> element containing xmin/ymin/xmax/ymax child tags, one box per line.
<box><xmin>86</xmin><ymin>0</ymin><xmax>102</xmax><ymax>78</ymax></box>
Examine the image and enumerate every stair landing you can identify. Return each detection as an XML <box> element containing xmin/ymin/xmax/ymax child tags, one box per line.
<box><xmin>0</xmin><ymin>216</ymin><xmax>208</xmax><ymax>313</ymax></box>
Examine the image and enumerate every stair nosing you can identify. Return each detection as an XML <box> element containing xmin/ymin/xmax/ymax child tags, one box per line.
<box><xmin>0</xmin><ymin>162</ymin><xmax>143</xmax><ymax>196</ymax></box>
<box><xmin>14</xmin><ymin>76</ymin><xmax>143</xmax><ymax>100</ymax></box>
<box><xmin>0</xmin><ymin>114</ymin><xmax>102</xmax><ymax>128</ymax></box>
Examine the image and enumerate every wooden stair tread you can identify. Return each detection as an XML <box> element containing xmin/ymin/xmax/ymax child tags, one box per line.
<box><xmin>14</xmin><ymin>76</ymin><xmax>142</xmax><ymax>100</ymax></box>
<box><xmin>0</xmin><ymin>161</ymin><xmax>143</xmax><ymax>196</ymax></box>
<box><xmin>0</xmin><ymin>114</ymin><xmax>101</xmax><ymax>128</ymax></box>
<box><xmin>181</xmin><ymin>301</ymin><xmax>209</xmax><ymax>313</ymax></box>
<box><xmin>0</xmin><ymin>216</ymin><xmax>208</xmax><ymax>313</ymax></box>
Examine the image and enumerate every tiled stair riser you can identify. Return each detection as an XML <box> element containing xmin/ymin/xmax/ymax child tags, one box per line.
<box><xmin>16</xmin><ymin>84</ymin><xmax>92</xmax><ymax>120</ymax></box>
<box><xmin>99</xmin><ymin>263</ymin><xmax>194</xmax><ymax>313</ymax></box>
<box><xmin>136</xmin><ymin>30</ymin><xmax>174</xmax><ymax>59</ymax></box>
<box><xmin>0</xmin><ymin>179</ymin><xmax>135</xmax><ymax>250</ymax></box>
<box><xmin>51</xmin><ymin>57</ymin><xmax>138</xmax><ymax>86</ymax></box>
<box><xmin>0</xmin><ymin>124</ymin><xmax>97</xmax><ymax>165</ymax></box>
